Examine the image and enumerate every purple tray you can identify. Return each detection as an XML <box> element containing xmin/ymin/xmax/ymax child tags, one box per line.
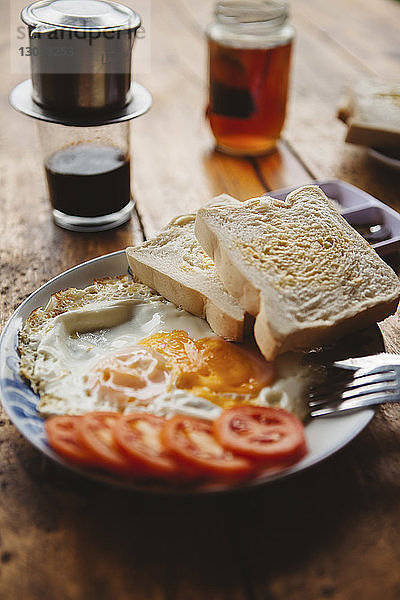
<box><xmin>270</xmin><ymin>179</ymin><xmax>400</xmax><ymax>257</ymax></box>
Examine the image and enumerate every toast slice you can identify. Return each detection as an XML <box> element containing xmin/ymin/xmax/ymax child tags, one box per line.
<box><xmin>126</xmin><ymin>195</ymin><xmax>246</xmax><ymax>340</ymax></box>
<box><xmin>338</xmin><ymin>80</ymin><xmax>400</xmax><ymax>151</ymax></box>
<box><xmin>195</xmin><ymin>185</ymin><xmax>400</xmax><ymax>360</ymax></box>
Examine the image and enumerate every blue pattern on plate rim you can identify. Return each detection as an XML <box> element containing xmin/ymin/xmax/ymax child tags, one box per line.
<box><xmin>1</xmin><ymin>332</ymin><xmax>48</xmax><ymax>451</ymax></box>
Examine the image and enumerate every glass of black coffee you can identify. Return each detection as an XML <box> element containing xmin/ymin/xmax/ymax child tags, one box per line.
<box><xmin>37</xmin><ymin>121</ymin><xmax>133</xmax><ymax>232</ymax></box>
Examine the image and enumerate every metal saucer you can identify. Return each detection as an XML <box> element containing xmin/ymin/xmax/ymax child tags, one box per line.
<box><xmin>9</xmin><ymin>79</ymin><xmax>152</xmax><ymax>126</ymax></box>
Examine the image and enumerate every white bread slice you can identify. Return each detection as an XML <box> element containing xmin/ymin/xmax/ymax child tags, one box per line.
<box><xmin>338</xmin><ymin>80</ymin><xmax>400</xmax><ymax>151</ymax></box>
<box><xmin>126</xmin><ymin>195</ymin><xmax>246</xmax><ymax>341</ymax></box>
<box><xmin>195</xmin><ymin>185</ymin><xmax>400</xmax><ymax>360</ymax></box>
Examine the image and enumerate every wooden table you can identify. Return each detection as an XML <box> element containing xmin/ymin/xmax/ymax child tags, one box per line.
<box><xmin>1</xmin><ymin>1</ymin><xmax>400</xmax><ymax>598</ymax></box>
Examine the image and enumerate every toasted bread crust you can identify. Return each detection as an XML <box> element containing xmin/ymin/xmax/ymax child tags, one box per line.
<box><xmin>195</xmin><ymin>186</ymin><xmax>400</xmax><ymax>360</ymax></box>
<box><xmin>126</xmin><ymin>196</ymin><xmax>246</xmax><ymax>340</ymax></box>
<box><xmin>194</xmin><ymin>211</ymin><xmax>261</xmax><ymax>316</ymax></box>
<box><xmin>126</xmin><ymin>251</ymin><xmax>245</xmax><ymax>340</ymax></box>
<box><xmin>338</xmin><ymin>80</ymin><xmax>400</xmax><ymax>151</ymax></box>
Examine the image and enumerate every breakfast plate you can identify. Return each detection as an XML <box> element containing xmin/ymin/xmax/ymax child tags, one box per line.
<box><xmin>0</xmin><ymin>251</ymin><xmax>379</xmax><ymax>494</ymax></box>
<box><xmin>368</xmin><ymin>148</ymin><xmax>400</xmax><ymax>172</ymax></box>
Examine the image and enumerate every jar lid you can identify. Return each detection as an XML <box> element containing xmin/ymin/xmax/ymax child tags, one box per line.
<box><xmin>215</xmin><ymin>0</ymin><xmax>288</xmax><ymax>26</ymax></box>
<box><xmin>22</xmin><ymin>0</ymin><xmax>140</xmax><ymax>33</ymax></box>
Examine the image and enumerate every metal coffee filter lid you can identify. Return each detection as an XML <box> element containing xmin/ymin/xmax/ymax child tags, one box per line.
<box><xmin>22</xmin><ymin>0</ymin><xmax>141</xmax><ymax>33</ymax></box>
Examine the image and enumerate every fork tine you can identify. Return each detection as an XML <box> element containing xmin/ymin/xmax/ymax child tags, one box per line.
<box><xmin>344</xmin><ymin>371</ymin><xmax>396</xmax><ymax>389</ymax></box>
<box><xmin>309</xmin><ymin>381</ymin><xmax>398</xmax><ymax>408</ymax></box>
<box><xmin>341</xmin><ymin>380</ymin><xmax>397</xmax><ymax>400</ymax></box>
<box><xmin>308</xmin><ymin>371</ymin><xmax>396</xmax><ymax>402</ymax></box>
<box><xmin>310</xmin><ymin>358</ymin><xmax>400</xmax><ymax>417</ymax></box>
<box><xmin>332</xmin><ymin>358</ymin><xmax>400</xmax><ymax>373</ymax></box>
<box><xmin>351</xmin><ymin>364</ymin><xmax>397</xmax><ymax>377</ymax></box>
<box><xmin>310</xmin><ymin>362</ymin><xmax>397</xmax><ymax>393</ymax></box>
<box><xmin>309</xmin><ymin>373</ymin><xmax>398</xmax><ymax>407</ymax></box>
<box><xmin>310</xmin><ymin>389</ymin><xmax>400</xmax><ymax>417</ymax></box>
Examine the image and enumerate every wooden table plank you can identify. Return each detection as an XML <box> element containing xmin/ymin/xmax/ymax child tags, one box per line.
<box><xmin>294</xmin><ymin>0</ymin><xmax>400</xmax><ymax>79</ymax></box>
<box><xmin>131</xmin><ymin>0</ymin><xmax>270</xmax><ymax>236</ymax></box>
<box><xmin>236</xmin><ymin>429</ymin><xmax>400</xmax><ymax>600</ymax></box>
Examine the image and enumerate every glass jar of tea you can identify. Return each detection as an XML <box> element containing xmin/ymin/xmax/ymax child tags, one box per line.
<box><xmin>206</xmin><ymin>0</ymin><xmax>294</xmax><ymax>156</ymax></box>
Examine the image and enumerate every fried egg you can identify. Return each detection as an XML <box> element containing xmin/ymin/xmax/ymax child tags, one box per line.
<box><xmin>19</xmin><ymin>276</ymin><xmax>310</xmax><ymax>420</ymax></box>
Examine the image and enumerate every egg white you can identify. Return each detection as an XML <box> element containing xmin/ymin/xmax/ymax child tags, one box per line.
<box><xmin>20</xmin><ymin>278</ymin><xmax>311</xmax><ymax>420</ymax></box>
<box><xmin>33</xmin><ymin>297</ymin><xmax>217</xmax><ymax>416</ymax></box>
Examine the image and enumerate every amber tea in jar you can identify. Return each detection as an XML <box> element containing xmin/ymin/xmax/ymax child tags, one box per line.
<box><xmin>206</xmin><ymin>0</ymin><xmax>294</xmax><ymax>156</ymax></box>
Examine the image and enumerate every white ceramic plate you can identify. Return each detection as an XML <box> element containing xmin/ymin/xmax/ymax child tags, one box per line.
<box><xmin>0</xmin><ymin>251</ymin><xmax>375</xmax><ymax>494</ymax></box>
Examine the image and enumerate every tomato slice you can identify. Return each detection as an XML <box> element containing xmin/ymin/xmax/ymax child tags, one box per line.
<box><xmin>214</xmin><ymin>406</ymin><xmax>307</xmax><ymax>465</ymax></box>
<box><xmin>161</xmin><ymin>415</ymin><xmax>254</xmax><ymax>479</ymax></box>
<box><xmin>45</xmin><ymin>415</ymin><xmax>95</xmax><ymax>465</ymax></box>
<box><xmin>77</xmin><ymin>412</ymin><xmax>137</xmax><ymax>474</ymax></box>
<box><xmin>114</xmin><ymin>413</ymin><xmax>184</xmax><ymax>479</ymax></box>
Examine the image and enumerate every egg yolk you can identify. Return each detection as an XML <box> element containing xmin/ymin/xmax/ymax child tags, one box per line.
<box><xmin>90</xmin><ymin>330</ymin><xmax>276</xmax><ymax>410</ymax></box>
<box><xmin>140</xmin><ymin>330</ymin><xmax>276</xmax><ymax>409</ymax></box>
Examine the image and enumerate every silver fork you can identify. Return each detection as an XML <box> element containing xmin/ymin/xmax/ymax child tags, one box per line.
<box><xmin>309</xmin><ymin>354</ymin><xmax>400</xmax><ymax>417</ymax></box>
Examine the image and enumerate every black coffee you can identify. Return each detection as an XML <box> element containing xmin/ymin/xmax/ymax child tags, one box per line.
<box><xmin>45</xmin><ymin>144</ymin><xmax>131</xmax><ymax>218</ymax></box>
